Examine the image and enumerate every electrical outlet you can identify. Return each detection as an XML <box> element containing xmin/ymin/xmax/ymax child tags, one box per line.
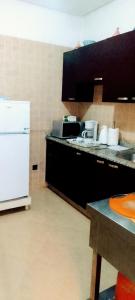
<box><xmin>32</xmin><ymin>164</ymin><xmax>38</xmax><ymax>170</ymax></box>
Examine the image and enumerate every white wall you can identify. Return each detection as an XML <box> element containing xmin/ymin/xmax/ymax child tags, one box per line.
<box><xmin>82</xmin><ymin>0</ymin><xmax>135</xmax><ymax>42</ymax></box>
<box><xmin>0</xmin><ymin>0</ymin><xmax>82</xmax><ymax>47</ymax></box>
<box><xmin>1</xmin><ymin>0</ymin><xmax>135</xmax><ymax>48</ymax></box>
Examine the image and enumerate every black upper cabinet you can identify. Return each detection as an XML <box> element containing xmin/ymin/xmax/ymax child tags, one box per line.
<box><xmin>62</xmin><ymin>30</ymin><xmax>135</xmax><ymax>103</ymax></box>
<box><xmin>62</xmin><ymin>51</ymin><xmax>75</xmax><ymax>101</ymax></box>
<box><xmin>102</xmin><ymin>30</ymin><xmax>135</xmax><ymax>102</ymax></box>
<box><xmin>62</xmin><ymin>49</ymin><xmax>94</xmax><ymax>102</ymax></box>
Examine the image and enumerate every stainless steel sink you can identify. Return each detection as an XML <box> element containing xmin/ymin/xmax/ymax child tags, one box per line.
<box><xmin>116</xmin><ymin>149</ymin><xmax>135</xmax><ymax>162</ymax></box>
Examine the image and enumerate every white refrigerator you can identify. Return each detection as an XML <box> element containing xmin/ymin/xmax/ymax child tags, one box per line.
<box><xmin>0</xmin><ymin>100</ymin><xmax>31</xmax><ymax>211</ymax></box>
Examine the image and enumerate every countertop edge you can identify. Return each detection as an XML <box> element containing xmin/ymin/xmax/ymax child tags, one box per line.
<box><xmin>46</xmin><ymin>135</ymin><xmax>135</xmax><ymax>169</ymax></box>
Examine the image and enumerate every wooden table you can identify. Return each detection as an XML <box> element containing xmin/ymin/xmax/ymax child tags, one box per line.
<box><xmin>87</xmin><ymin>199</ymin><xmax>135</xmax><ymax>300</ymax></box>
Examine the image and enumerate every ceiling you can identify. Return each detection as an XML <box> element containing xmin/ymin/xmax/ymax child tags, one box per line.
<box><xmin>20</xmin><ymin>0</ymin><xmax>114</xmax><ymax>16</ymax></box>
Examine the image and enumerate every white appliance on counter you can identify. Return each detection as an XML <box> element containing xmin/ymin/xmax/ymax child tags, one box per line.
<box><xmin>81</xmin><ymin>120</ymin><xmax>98</xmax><ymax>141</ymax></box>
<box><xmin>0</xmin><ymin>100</ymin><xmax>31</xmax><ymax>211</ymax></box>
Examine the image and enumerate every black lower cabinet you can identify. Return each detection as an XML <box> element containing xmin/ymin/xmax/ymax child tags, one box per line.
<box><xmin>46</xmin><ymin>139</ymin><xmax>92</xmax><ymax>208</ymax></box>
<box><xmin>46</xmin><ymin>139</ymin><xmax>135</xmax><ymax>209</ymax></box>
<box><xmin>46</xmin><ymin>139</ymin><xmax>96</xmax><ymax>208</ymax></box>
<box><xmin>65</xmin><ymin>150</ymin><xmax>97</xmax><ymax>208</ymax></box>
<box><xmin>93</xmin><ymin>158</ymin><xmax>135</xmax><ymax>200</ymax></box>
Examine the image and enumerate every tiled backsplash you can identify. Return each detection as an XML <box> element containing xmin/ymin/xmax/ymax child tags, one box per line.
<box><xmin>78</xmin><ymin>85</ymin><xmax>135</xmax><ymax>144</ymax></box>
<box><xmin>0</xmin><ymin>35</ymin><xmax>135</xmax><ymax>190</ymax></box>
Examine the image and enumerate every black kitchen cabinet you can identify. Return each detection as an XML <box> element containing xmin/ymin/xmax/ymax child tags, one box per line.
<box><xmin>62</xmin><ymin>148</ymin><xmax>87</xmax><ymax>208</ymax></box>
<box><xmin>45</xmin><ymin>139</ymin><xmax>135</xmax><ymax>210</ymax></box>
<box><xmin>62</xmin><ymin>49</ymin><xmax>94</xmax><ymax>102</ymax></box>
<box><xmin>102</xmin><ymin>30</ymin><xmax>135</xmax><ymax>102</ymax></box>
<box><xmin>93</xmin><ymin>157</ymin><xmax>135</xmax><ymax>200</ymax></box>
<box><xmin>62</xmin><ymin>51</ymin><xmax>75</xmax><ymax>102</ymax></box>
<box><xmin>78</xmin><ymin>41</ymin><xmax>106</xmax><ymax>82</ymax></box>
<box><xmin>62</xmin><ymin>30</ymin><xmax>135</xmax><ymax>103</ymax></box>
<box><xmin>45</xmin><ymin>139</ymin><xmax>62</xmax><ymax>190</ymax></box>
<box><xmin>88</xmin><ymin>30</ymin><xmax>135</xmax><ymax>102</ymax></box>
<box><xmin>46</xmin><ymin>139</ymin><xmax>94</xmax><ymax>208</ymax></box>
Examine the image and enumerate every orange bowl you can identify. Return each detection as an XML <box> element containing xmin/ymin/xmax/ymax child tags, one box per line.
<box><xmin>109</xmin><ymin>193</ymin><xmax>135</xmax><ymax>219</ymax></box>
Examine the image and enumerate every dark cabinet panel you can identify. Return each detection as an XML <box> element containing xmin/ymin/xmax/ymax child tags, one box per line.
<box><xmin>62</xmin><ymin>30</ymin><xmax>135</xmax><ymax>103</ymax></box>
<box><xmin>62</xmin><ymin>51</ymin><xmax>76</xmax><ymax>101</ymax></box>
<box><xmin>46</xmin><ymin>139</ymin><xmax>135</xmax><ymax>210</ymax></box>
<box><xmin>93</xmin><ymin>158</ymin><xmax>135</xmax><ymax>200</ymax></box>
<box><xmin>45</xmin><ymin>140</ymin><xmax>63</xmax><ymax>191</ymax></box>
<box><xmin>62</xmin><ymin>49</ymin><xmax>94</xmax><ymax>102</ymax></box>
<box><xmin>63</xmin><ymin>149</ymin><xmax>87</xmax><ymax>208</ymax></box>
<box><xmin>101</xmin><ymin>31</ymin><xmax>135</xmax><ymax>102</ymax></box>
<box><xmin>46</xmin><ymin>139</ymin><xmax>96</xmax><ymax>208</ymax></box>
<box><xmin>93</xmin><ymin>30</ymin><xmax>135</xmax><ymax>102</ymax></box>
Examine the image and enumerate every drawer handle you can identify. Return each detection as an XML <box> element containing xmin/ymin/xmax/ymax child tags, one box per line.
<box><xmin>94</xmin><ymin>77</ymin><xmax>103</xmax><ymax>81</ymax></box>
<box><xmin>68</xmin><ymin>97</ymin><xmax>75</xmax><ymax>101</ymax></box>
<box><xmin>117</xmin><ymin>97</ymin><xmax>128</xmax><ymax>101</ymax></box>
<box><xmin>96</xmin><ymin>159</ymin><xmax>104</xmax><ymax>164</ymax></box>
<box><xmin>76</xmin><ymin>152</ymin><xmax>82</xmax><ymax>156</ymax></box>
<box><xmin>131</xmin><ymin>97</ymin><xmax>135</xmax><ymax>100</ymax></box>
<box><xmin>108</xmin><ymin>163</ymin><xmax>119</xmax><ymax>169</ymax></box>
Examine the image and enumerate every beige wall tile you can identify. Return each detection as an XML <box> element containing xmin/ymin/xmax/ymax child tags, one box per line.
<box><xmin>0</xmin><ymin>35</ymin><xmax>75</xmax><ymax>191</ymax></box>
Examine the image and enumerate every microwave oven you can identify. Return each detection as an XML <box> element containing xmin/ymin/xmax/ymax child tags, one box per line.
<box><xmin>51</xmin><ymin>120</ymin><xmax>84</xmax><ymax>138</ymax></box>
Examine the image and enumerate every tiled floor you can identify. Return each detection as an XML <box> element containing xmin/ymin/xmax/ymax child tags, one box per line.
<box><xmin>0</xmin><ymin>188</ymin><xmax>117</xmax><ymax>300</ymax></box>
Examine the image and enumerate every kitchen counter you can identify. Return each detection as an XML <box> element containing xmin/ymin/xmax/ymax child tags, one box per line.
<box><xmin>46</xmin><ymin>135</ymin><xmax>135</xmax><ymax>216</ymax></box>
<box><xmin>47</xmin><ymin>135</ymin><xmax>135</xmax><ymax>169</ymax></box>
<box><xmin>87</xmin><ymin>199</ymin><xmax>135</xmax><ymax>300</ymax></box>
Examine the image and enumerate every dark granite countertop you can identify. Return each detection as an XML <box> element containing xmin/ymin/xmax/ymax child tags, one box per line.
<box><xmin>46</xmin><ymin>135</ymin><xmax>135</xmax><ymax>170</ymax></box>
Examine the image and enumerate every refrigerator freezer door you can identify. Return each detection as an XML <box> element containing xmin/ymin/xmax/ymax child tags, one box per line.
<box><xmin>0</xmin><ymin>101</ymin><xmax>30</xmax><ymax>133</ymax></box>
<box><xmin>0</xmin><ymin>134</ymin><xmax>29</xmax><ymax>201</ymax></box>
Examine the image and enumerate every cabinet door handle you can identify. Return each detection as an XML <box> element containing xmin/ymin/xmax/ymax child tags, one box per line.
<box><xmin>68</xmin><ymin>97</ymin><xmax>75</xmax><ymax>101</ymax></box>
<box><xmin>117</xmin><ymin>97</ymin><xmax>128</xmax><ymax>101</ymax></box>
<box><xmin>131</xmin><ymin>97</ymin><xmax>135</xmax><ymax>101</ymax></box>
<box><xmin>108</xmin><ymin>163</ymin><xmax>119</xmax><ymax>169</ymax></box>
<box><xmin>94</xmin><ymin>77</ymin><xmax>103</xmax><ymax>81</ymax></box>
<box><xmin>96</xmin><ymin>159</ymin><xmax>104</xmax><ymax>164</ymax></box>
<box><xmin>76</xmin><ymin>152</ymin><xmax>82</xmax><ymax>156</ymax></box>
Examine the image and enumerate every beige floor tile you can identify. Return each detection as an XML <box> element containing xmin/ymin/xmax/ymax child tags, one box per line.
<box><xmin>0</xmin><ymin>188</ymin><xmax>117</xmax><ymax>300</ymax></box>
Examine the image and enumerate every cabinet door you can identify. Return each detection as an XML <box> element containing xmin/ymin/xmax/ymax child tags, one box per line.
<box><xmin>75</xmin><ymin>43</ymin><xmax>104</xmax><ymax>87</ymax></box>
<box><xmin>96</xmin><ymin>159</ymin><xmax>135</xmax><ymax>199</ymax></box>
<box><xmin>91</xmin><ymin>158</ymin><xmax>126</xmax><ymax>201</ymax></box>
<box><xmin>71</xmin><ymin>151</ymin><xmax>97</xmax><ymax>208</ymax></box>
<box><xmin>116</xmin><ymin>164</ymin><xmax>135</xmax><ymax>194</ymax></box>
<box><xmin>46</xmin><ymin>141</ymin><xmax>96</xmax><ymax>208</ymax></box>
<box><xmin>46</xmin><ymin>139</ymin><xmax>54</xmax><ymax>184</ymax></box>
<box><xmin>62</xmin><ymin>49</ymin><xmax>94</xmax><ymax>102</ymax></box>
<box><xmin>62</xmin><ymin>148</ymin><xmax>92</xmax><ymax>208</ymax></box>
<box><xmin>62</xmin><ymin>51</ymin><xmax>76</xmax><ymax>101</ymax></box>
<box><xmin>46</xmin><ymin>140</ymin><xmax>62</xmax><ymax>189</ymax></box>
<box><xmin>102</xmin><ymin>31</ymin><xmax>135</xmax><ymax>102</ymax></box>
<box><xmin>93</xmin><ymin>157</ymin><xmax>110</xmax><ymax>201</ymax></box>
<box><xmin>63</xmin><ymin>148</ymin><xmax>85</xmax><ymax>207</ymax></box>
<box><xmin>46</xmin><ymin>140</ymin><xmax>84</xmax><ymax>206</ymax></box>
<box><xmin>105</xmin><ymin>161</ymin><xmax>124</xmax><ymax>196</ymax></box>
